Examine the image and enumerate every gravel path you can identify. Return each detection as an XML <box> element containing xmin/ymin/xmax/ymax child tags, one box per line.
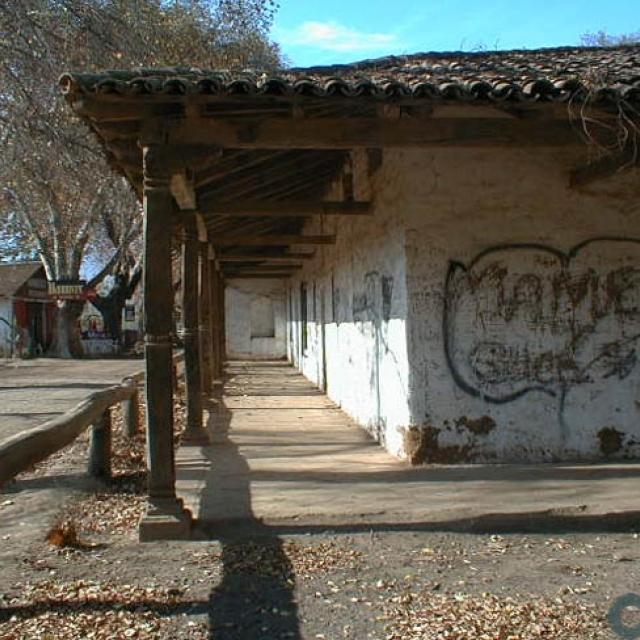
<box><xmin>1</xmin><ymin>416</ymin><xmax>637</xmax><ymax>639</ymax></box>
<box><xmin>0</xmin><ymin>358</ymin><xmax>142</xmax><ymax>442</ymax></box>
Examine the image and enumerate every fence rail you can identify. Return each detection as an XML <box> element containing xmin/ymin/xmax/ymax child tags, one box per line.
<box><xmin>0</xmin><ymin>353</ymin><xmax>183</xmax><ymax>487</ymax></box>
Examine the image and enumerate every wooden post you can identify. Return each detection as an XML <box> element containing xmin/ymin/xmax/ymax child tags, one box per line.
<box><xmin>139</xmin><ymin>144</ymin><xmax>191</xmax><ymax>541</ymax></box>
<box><xmin>208</xmin><ymin>254</ymin><xmax>220</xmax><ymax>383</ymax></box>
<box><xmin>219</xmin><ymin>271</ymin><xmax>227</xmax><ymax>371</ymax></box>
<box><xmin>199</xmin><ymin>243</ymin><xmax>213</xmax><ymax>394</ymax></box>
<box><xmin>212</xmin><ymin>269</ymin><xmax>225</xmax><ymax>379</ymax></box>
<box><xmin>121</xmin><ymin>378</ymin><xmax>140</xmax><ymax>438</ymax></box>
<box><xmin>88</xmin><ymin>409</ymin><xmax>112</xmax><ymax>479</ymax></box>
<box><xmin>180</xmin><ymin>214</ymin><xmax>209</xmax><ymax>444</ymax></box>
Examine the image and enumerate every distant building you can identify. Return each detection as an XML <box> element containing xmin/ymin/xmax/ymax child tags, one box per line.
<box><xmin>0</xmin><ymin>262</ymin><xmax>55</xmax><ymax>357</ymax></box>
<box><xmin>78</xmin><ymin>281</ymin><xmax>143</xmax><ymax>356</ymax></box>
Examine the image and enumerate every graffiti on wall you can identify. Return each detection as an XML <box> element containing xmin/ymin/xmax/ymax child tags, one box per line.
<box><xmin>353</xmin><ymin>271</ymin><xmax>394</xmax><ymax>323</ymax></box>
<box><xmin>444</xmin><ymin>238</ymin><xmax>640</xmax><ymax>404</ymax></box>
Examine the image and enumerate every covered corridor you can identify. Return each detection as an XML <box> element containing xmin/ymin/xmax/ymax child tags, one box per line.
<box><xmin>176</xmin><ymin>361</ymin><xmax>640</xmax><ymax>535</ymax></box>
<box><xmin>57</xmin><ymin>50</ymin><xmax>640</xmax><ymax>539</ymax></box>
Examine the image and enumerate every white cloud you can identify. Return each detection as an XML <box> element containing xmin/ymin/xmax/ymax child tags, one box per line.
<box><xmin>277</xmin><ymin>21</ymin><xmax>397</xmax><ymax>53</ymax></box>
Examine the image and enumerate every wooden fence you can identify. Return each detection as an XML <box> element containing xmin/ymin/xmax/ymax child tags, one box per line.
<box><xmin>0</xmin><ymin>355</ymin><xmax>183</xmax><ymax>487</ymax></box>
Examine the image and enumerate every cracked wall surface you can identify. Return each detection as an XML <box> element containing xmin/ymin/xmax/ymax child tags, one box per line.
<box><xmin>283</xmin><ymin>147</ymin><xmax>640</xmax><ymax>462</ymax></box>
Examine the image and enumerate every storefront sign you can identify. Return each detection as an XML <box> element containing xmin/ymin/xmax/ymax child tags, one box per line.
<box><xmin>48</xmin><ymin>280</ymin><xmax>97</xmax><ymax>300</ymax></box>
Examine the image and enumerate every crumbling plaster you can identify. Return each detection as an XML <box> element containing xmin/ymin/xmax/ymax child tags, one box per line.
<box><xmin>286</xmin><ymin>146</ymin><xmax>640</xmax><ymax>462</ymax></box>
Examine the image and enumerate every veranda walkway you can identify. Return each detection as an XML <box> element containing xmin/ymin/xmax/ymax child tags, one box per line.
<box><xmin>176</xmin><ymin>361</ymin><xmax>640</xmax><ymax>534</ymax></box>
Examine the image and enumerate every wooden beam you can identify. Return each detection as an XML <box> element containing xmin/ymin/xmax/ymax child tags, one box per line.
<box><xmin>569</xmin><ymin>148</ymin><xmax>637</xmax><ymax>188</ymax></box>
<box><xmin>211</xmin><ymin>235</ymin><xmax>335</xmax><ymax>246</ymax></box>
<box><xmin>222</xmin><ymin>264</ymin><xmax>302</xmax><ymax>271</ymax></box>
<box><xmin>217</xmin><ymin>254</ymin><xmax>314</xmax><ymax>263</ymax></box>
<box><xmin>198</xmin><ymin>200</ymin><xmax>370</xmax><ymax>217</ymax></box>
<box><xmin>224</xmin><ymin>273</ymin><xmax>293</xmax><ymax>279</ymax></box>
<box><xmin>171</xmin><ymin>172</ymin><xmax>196</xmax><ymax>210</ymax></box>
<box><xmin>168</xmin><ymin>117</ymin><xmax>583</xmax><ymax>149</ymax></box>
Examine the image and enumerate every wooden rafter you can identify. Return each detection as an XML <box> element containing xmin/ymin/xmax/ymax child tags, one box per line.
<box><xmin>198</xmin><ymin>200</ymin><xmax>370</xmax><ymax>217</ymax></box>
<box><xmin>210</xmin><ymin>234</ymin><xmax>335</xmax><ymax>246</ymax></box>
<box><xmin>221</xmin><ymin>264</ymin><xmax>302</xmax><ymax>271</ymax></box>
<box><xmin>217</xmin><ymin>253</ymin><xmax>315</xmax><ymax>263</ymax></box>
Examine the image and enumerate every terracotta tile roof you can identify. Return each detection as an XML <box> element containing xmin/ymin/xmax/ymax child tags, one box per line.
<box><xmin>0</xmin><ymin>262</ymin><xmax>44</xmax><ymax>298</ymax></box>
<box><xmin>60</xmin><ymin>45</ymin><xmax>640</xmax><ymax>104</ymax></box>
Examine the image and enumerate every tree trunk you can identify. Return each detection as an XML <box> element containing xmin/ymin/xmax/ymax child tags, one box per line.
<box><xmin>48</xmin><ymin>300</ymin><xmax>84</xmax><ymax>358</ymax></box>
<box><xmin>91</xmin><ymin>266</ymin><xmax>142</xmax><ymax>350</ymax></box>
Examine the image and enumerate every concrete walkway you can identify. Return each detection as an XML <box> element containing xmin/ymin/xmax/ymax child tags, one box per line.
<box><xmin>177</xmin><ymin>361</ymin><xmax>640</xmax><ymax>533</ymax></box>
<box><xmin>0</xmin><ymin>358</ymin><xmax>143</xmax><ymax>442</ymax></box>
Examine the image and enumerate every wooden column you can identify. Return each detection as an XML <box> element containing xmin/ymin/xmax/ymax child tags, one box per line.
<box><xmin>214</xmin><ymin>270</ymin><xmax>225</xmax><ymax>378</ymax></box>
<box><xmin>199</xmin><ymin>243</ymin><xmax>213</xmax><ymax>394</ymax></box>
<box><xmin>208</xmin><ymin>255</ymin><xmax>220</xmax><ymax>382</ymax></box>
<box><xmin>180</xmin><ymin>213</ymin><xmax>209</xmax><ymax>444</ymax></box>
<box><xmin>139</xmin><ymin>144</ymin><xmax>190</xmax><ymax>541</ymax></box>
<box><xmin>219</xmin><ymin>271</ymin><xmax>227</xmax><ymax>369</ymax></box>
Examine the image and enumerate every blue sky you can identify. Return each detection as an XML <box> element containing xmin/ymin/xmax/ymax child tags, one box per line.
<box><xmin>273</xmin><ymin>0</ymin><xmax>638</xmax><ymax>67</ymax></box>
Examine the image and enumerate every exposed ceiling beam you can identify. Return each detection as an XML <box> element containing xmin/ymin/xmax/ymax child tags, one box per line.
<box><xmin>210</xmin><ymin>235</ymin><xmax>335</xmax><ymax>246</ymax></box>
<box><xmin>199</xmin><ymin>153</ymin><xmax>342</xmax><ymax>203</ymax></box>
<box><xmin>222</xmin><ymin>264</ymin><xmax>302</xmax><ymax>272</ymax></box>
<box><xmin>569</xmin><ymin>148</ymin><xmax>637</xmax><ymax>188</ymax></box>
<box><xmin>224</xmin><ymin>273</ymin><xmax>293</xmax><ymax>279</ymax></box>
<box><xmin>198</xmin><ymin>200</ymin><xmax>371</xmax><ymax>217</ymax></box>
<box><xmin>171</xmin><ymin>171</ymin><xmax>196</xmax><ymax>210</ymax></box>
<box><xmin>168</xmin><ymin>117</ymin><xmax>583</xmax><ymax>149</ymax></box>
<box><xmin>217</xmin><ymin>254</ymin><xmax>315</xmax><ymax>263</ymax></box>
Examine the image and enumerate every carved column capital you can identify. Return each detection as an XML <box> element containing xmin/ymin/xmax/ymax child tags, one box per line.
<box><xmin>143</xmin><ymin>144</ymin><xmax>172</xmax><ymax>191</ymax></box>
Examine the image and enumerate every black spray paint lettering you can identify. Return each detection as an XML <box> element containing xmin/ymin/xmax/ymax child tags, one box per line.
<box><xmin>352</xmin><ymin>271</ymin><xmax>394</xmax><ymax>323</ymax></box>
<box><xmin>443</xmin><ymin>238</ymin><xmax>640</xmax><ymax>404</ymax></box>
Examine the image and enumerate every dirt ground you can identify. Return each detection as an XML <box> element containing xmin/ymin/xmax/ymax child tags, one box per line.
<box><xmin>1</xmin><ymin>395</ymin><xmax>639</xmax><ymax>639</ymax></box>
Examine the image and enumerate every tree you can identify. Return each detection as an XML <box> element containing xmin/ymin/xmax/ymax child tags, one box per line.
<box><xmin>581</xmin><ymin>31</ymin><xmax>640</xmax><ymax>46</ymax></box>
<box><xmin>0</xmin><ymin>0</ymin><xmax>280</xmax><ymax>357</ymax></box>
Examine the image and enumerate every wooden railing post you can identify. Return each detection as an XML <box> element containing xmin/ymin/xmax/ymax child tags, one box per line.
<box><xmin>88</xmin><ymin>409</ymin><xmax>112</xmax><ymax>479</ymax></box>
<box><xmin>121</xmin><ymin>378</ymin><xmax>140</xmax><ymax>438</ymax></box>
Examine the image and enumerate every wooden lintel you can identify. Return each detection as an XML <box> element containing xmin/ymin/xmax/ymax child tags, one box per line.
<box><xmin>211</xmin><ymin>235</ymin><xmax>335</xmax><ymax>246</ymax></box>
<box><xmin>224</xmin><ymin>273</ymin><xmax>293</xmax><ymax>279</ymax></box>
<box><xmin>217</xmin><ymin>254</ymin><xmax>314</xmax><ymax>263</ymax></box>
<box><xmin>170</xmin><ymin>172</ymin><xmax>196</xmax><ymax>210</ymax></box>
<box><xmin>569</xmin><ymin>148</ymin><xmax>637</xmax><ymax>188</ymax></box>
<box><xmin>73</xmin><ymin>97</ymin><xmax>185</xmax><ymax>123</ymax></box>
<box><xmin>223</xmin><ymin>264</ymin><xmax>302</xmax><ymax>271</ymax></box>
<box><xmin>168</xmin><ymin>116</ymin><xmax>582</xmax><ymax>149</ymax></box>
<box><xmin>199</xmin><ymin>200</ymin><xmax>370</xmax><ymax>217</ymax></box>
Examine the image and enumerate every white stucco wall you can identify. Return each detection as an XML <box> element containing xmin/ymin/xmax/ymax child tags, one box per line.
<box><xmin>286</xmin><ymin>146</ymin><xmax>640</xmax><ymax>463</ymax></box>
<box><xmin>226</xmin><ymin>278</ymin><xmax>286</xmax><ymax>360</ymax></box>
<box><xmin>395</xmin><ymin>148</ymin><xmax>640</xmax><ymax>463</ymax></box>
<box><xmin>286</xmin><ymin>162</ymin><xmax>411</xmax><ymax>457</ymax></box>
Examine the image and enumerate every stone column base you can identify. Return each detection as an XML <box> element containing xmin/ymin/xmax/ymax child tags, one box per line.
<box><xmin>139</xmin><ymin>498</ymin><xmax>192</xmax><ymax>541</ymax></box>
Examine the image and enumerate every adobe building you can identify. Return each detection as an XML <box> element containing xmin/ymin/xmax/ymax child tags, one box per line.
<box><xmin>0</xmin><ymin>262</ymin><xmax>54</xmax><ymax>357</ymax></box>
<box><xmin>60</xmin><ymin>46</ymin><xmax>640</xmax><ymax>536</ymax></box>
